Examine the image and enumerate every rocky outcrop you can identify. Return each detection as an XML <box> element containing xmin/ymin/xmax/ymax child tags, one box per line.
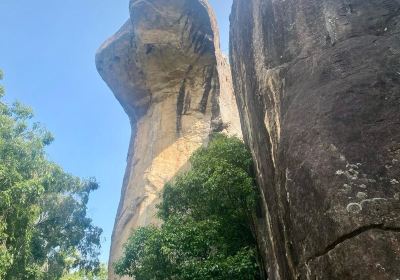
<box><xmin>230</xmin><ymin>0</ymin><xmax>400</xmax><ymax>279</ymax></box>
<box><xmin>96</xmin><ymin>0</ymin><xmax>240</xmax><ymax>279</ymax></box>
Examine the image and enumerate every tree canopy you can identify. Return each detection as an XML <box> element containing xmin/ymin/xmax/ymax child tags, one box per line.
<box><xmin>0</xmin><ymin>72</ymin><xmax>103</xmax><ymax>279</ymax></box>
<box><xmin>60</xmin><ymin>264</ymin><xmax>107</xmax><ymax>280</ymax></box>
<box><xmin>115</xmin><ymin>134</ymin><xmax>261</xmax><ymax>279</ymax></box>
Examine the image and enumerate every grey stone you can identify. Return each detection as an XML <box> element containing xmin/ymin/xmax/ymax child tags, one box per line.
<box><xmin>230</xmin><ymin>0</ymin><xmax>400</xmax><ymax>279</ymax></box>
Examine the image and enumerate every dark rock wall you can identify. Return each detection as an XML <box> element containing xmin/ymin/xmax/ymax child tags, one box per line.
<box><xmin>230</xmin><ymin>0</ymin><xmax>400</xmax><ymax>279</ymax></box>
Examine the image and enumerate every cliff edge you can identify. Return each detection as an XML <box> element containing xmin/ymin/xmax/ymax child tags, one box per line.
<box><xmin>96</xmin><ymin>0</ymin><xmax>241</xmax><ymax>278</ymax></box>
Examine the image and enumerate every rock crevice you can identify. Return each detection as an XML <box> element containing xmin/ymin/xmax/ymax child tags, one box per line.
<box><xmin>307</xmin><ymin>224</ymin><xmax>400</xmax><ymax>263</ymax></box>
<box><xmin>97</xmin><ymin>0</ymin><xmax>400</xmax><ymax>278</ymax></box>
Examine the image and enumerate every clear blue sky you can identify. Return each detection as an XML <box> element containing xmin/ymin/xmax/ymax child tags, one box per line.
<box><xmin>0</xmin><ymin>0</ymin><xmax>232</xmax><ymax>263</ymax></box>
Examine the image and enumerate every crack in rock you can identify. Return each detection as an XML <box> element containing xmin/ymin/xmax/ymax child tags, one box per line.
<box><xmin>307</xmin><ymin>224</ymin><xmax>400</xmax><ymax>263</ymax></box>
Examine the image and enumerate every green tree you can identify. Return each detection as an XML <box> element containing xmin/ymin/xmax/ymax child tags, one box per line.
<box><xmin>0</xmin><ymin>72</ymin><xmax>102</xmax><ymax>279</ymax></box>
<box><xmin>60</xmin><ymin>264</ymin><xmax>107</xmax><ymax>280</ymax></box>
<box><xmin>115</xmin><ymin>134</ymin><xmax>261</xmax><ymax>279</ymax></box>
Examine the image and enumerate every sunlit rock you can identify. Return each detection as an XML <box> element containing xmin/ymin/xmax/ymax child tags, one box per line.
<box><xmin>96</xmin><ymin>0</ymin><xmax>241</xmax><ymax>278</ymax></box>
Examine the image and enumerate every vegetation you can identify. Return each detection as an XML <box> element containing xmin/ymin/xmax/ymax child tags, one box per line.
<box><xmin>0</xmin><ymin>72</ymin><xmax>103</xmax><ymax>279</ymax></box>
<box><xmin>60</xmin><ymin>264</ymin><xmax>107</xmax><ymax>280</ymax></box>
<box><xmin>115</xmin><ymin>134</ymin><xmax>261</xmax><ymax>279</ymax></box>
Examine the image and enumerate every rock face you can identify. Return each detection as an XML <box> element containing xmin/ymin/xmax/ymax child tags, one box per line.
<box><xmin>230</xmin><ymin>0</ymin><xmax>400</xmax><ymax>279</ymax></box>
<box><xmin>96</xmin><ymin>0</ymin><xmax>241</xmax><ymax>278</ymax></box>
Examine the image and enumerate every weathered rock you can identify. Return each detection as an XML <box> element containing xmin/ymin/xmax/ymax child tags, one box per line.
<box><xmin>96</xmin><ymin>0</ymin><xmax>241</xmax><ymax>278</ymax></box>
<box><xmin>230</xmin><ymin>0</ymin><xmax>400</xmax><ymax>279</ymax></box>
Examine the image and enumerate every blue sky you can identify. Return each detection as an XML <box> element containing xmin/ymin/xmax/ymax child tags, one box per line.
<box><xmin>0</xmin><ymin>0</ymin><xmax>232</xmax><ymax>263</ymax></box>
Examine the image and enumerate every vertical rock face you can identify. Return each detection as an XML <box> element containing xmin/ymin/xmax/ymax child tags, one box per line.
<box><xmin>96</xmin><ymin>0</ymin><xmax>241</xmax><ymax>278</ymax></box>
<box><xmin>230</xmin><ymin>0</ymin><xmax>400</xmax><ymax>279</ymax></box>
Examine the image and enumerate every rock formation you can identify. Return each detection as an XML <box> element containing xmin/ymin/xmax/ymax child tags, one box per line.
<box><xmin>96</xmin><ymin>0</ymin><xmax>241</xmax><ymax>278</ymax></box>
<box><xmin>230</xmin><ymin>0</ymin><xmax>400</xmax><ymax>279</ymax></box>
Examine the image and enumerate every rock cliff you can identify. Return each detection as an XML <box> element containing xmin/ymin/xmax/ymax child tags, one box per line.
<box><xmin>230</xmin><ymin>0</ymin><xmax>400</xmax><ymax>279</ymax></box>
<box><xmin>96</xmin><ymin>0</ymin><xmax>241</xmax><ymax>278</ymax></box>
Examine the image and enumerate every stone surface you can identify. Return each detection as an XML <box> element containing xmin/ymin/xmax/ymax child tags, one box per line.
<box><xmin>230</xmin><ymin>0</ymin><xmax>400</xmax><ymax>279</ymax></box>
<box><xmin>96</xmin><ymin>0</ymin><xmax>240</xmax><ymax>279</ymax></box>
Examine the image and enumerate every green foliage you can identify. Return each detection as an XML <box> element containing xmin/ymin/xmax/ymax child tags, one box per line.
<box><xmin>115</xmin><ymin>134</ymin><xmax>260</xmax><ymax>279</ymax></box>
<box><xmin>0</xmin><ymin>70</ymin><xmax>4</xmax><ymax>97</ymax></box>
<box><xmin>0</xmin><ymin>73</ymin><xmax>102</xmax><ymax>279</ymax></box>
<box><xmin>60</xmin><ymin>264</ymin><xmax>107</xmax><ymax>280</ymax></box>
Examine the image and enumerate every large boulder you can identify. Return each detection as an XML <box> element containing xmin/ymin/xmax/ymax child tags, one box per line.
<box><xmin>230</xmin><ymin>0</ymin><xmax>400</xmax><ymax>279</ymax></box>
<box><xmin>96</xmin><ymin>0</ymin><xmax>241</xmax><ymax>278</ymax></box>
